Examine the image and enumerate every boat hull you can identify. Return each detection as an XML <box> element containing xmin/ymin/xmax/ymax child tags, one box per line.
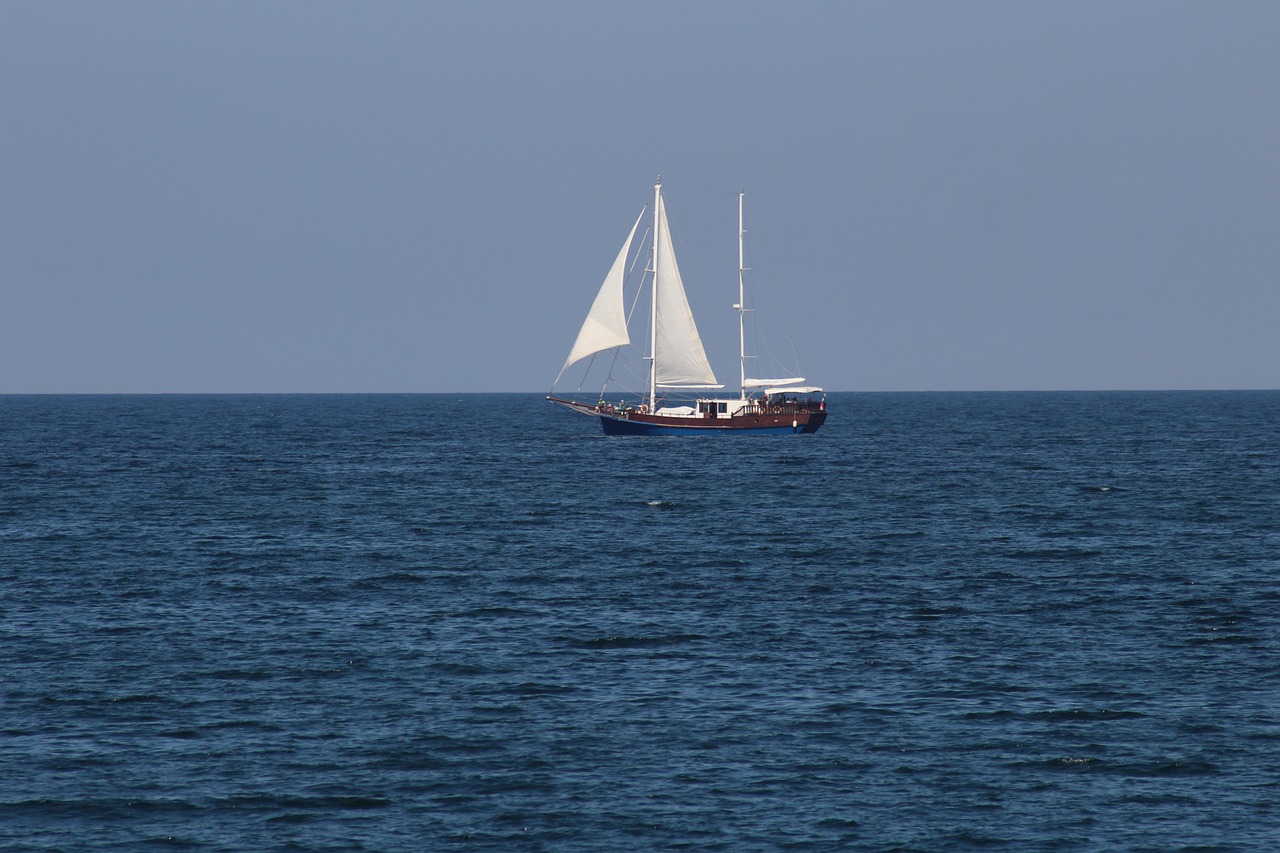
<box><xmin>600</xmin><ymin>414</ymin><xmax>825</xmax><ymax>435</ymax></box>
<box><xmin>549</xmin><ymin>396</ymin><xmax>826</xmax><ymax>435</ymax></box>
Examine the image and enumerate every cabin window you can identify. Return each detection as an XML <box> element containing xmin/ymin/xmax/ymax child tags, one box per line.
<box><xmin>718</xmin><ymin>403</ymin><xmax>727</xmax><ymax>414</ymax></box>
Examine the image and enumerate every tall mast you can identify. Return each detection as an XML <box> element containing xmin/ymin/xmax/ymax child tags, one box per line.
<box><xmin>737</xmin><ymin>191</ymin><xmax>747</xmax><ymax>400</ymax></box>
<box><xmin>649</xmin><ymin>177</ymin><xmax>661</xmax><ymax>412</ymax></box>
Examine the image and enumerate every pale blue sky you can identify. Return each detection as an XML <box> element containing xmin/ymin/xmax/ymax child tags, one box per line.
<box><xmin>3</xmin><ymin>1</ymin><xmax>1277</xmax><ymax>392</ymax></box>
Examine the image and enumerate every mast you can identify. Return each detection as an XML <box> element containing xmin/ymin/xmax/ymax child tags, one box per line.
<box><xmin>649</xmin><ymin>177</ymin><xmax>661</xmax><ymax>412</ymax></box>
<box><xmin>737</xmin><ymin>191</ymin><xmax>747</xmax><ymax>400</ymax></box>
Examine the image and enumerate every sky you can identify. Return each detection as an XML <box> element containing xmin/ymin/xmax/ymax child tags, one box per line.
<box><xmin>2</xmin><ymin>0</ymin><xmax>1278</xmax><ymax>393</ymax></box>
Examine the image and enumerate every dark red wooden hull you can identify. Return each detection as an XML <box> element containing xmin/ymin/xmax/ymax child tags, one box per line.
<box><xmin>548</xmin><ymin>397</ymin><xmax>827</xmax><ymax>435</ymax></box>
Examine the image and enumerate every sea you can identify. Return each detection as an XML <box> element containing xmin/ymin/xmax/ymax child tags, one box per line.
<box><xmin>2</xmin><ymin>391</ymin><xmax>1279</xmax><ymax>852</ymax></box>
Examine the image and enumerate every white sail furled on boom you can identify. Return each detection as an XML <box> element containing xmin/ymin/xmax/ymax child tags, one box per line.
<box><xmin>743</xmin><ymin>377</ymin><xmax>806</xmax><ymax>389</ymax></box>
<box><xmin>653</xmin><ymin>192</ymin><xmax>720</xmax><ymax>388</ymax></box>
<box><xmin>557</xmin><ymin>211</ymin><xmax>645</xmax><ymax>382</ymax></box>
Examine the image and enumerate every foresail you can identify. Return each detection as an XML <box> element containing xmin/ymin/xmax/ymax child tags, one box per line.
<box><xmin>653</xmin><ymin>193</ymin><xmax>719</xmax><ymax>387</ymax></box>
<box><xmin>557</xmin><ymin>210</ymin><xmax>644</xmax><ymax>381</ymax></box>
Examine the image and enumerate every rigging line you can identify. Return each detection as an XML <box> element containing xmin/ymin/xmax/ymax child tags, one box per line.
<box><xmin>749</xmin><ymin>294</ymin><xmax>803</xmax><ymax>379</ymax></box>
<box><xmin>757</xmin><ymin>333</ymin><xmax>788</xmax><ymax>379</ymax></box>
<box><xmin>602</xmin><ymin>357</ymin><xmax>648</xmax><ymax>400</ymax></box>
<box><xmin>623</xmin><ymin>225</ymin><xmax>651</xmax><ymax>327</ymax></box>
<box><xmin>790</xmin><ymin>336</ymin><xmax>806</xmax><ymax>377</ymax></box>
<box><xmin>574</xmin><ymin>351</ymin><xmax>600</xmax><ymax>395</ymax></box>
<box><xmin>603</xmin><ymin>348</ymin><xmax>623</xmax><ymax>395</ymax></box>
<box><xmin>600</xmin><ymin>360</ymin><xmax>644</xmax><ymax>400</ymax></box>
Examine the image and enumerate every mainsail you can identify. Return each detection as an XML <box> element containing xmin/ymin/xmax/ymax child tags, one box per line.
<box><xmin>557</xmin><ymin>211</ymin><xmax>644</xmax><ymax>382</ymax></box>
<box><xmin>653</xmin><ymin>191</ymin><xmax>719</xmax><ymax>388</ymax></box>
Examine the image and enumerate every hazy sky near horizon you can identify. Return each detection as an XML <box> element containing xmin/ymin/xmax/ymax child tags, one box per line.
<box><xmin>3</xmin><ymin>1</ymin><xmax>1278</xmax><ymax>393</ymax></box>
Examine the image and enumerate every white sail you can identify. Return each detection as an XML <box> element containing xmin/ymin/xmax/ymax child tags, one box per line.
<box><xmin>653</xmin><ymin>192</ymin><xmax>719</xmax><ymax>388</ymax></box>
<box><xmin>762</xmin><ymin>385</ymin><xmax>823</xmax><ymax>395</ymax></box>
<box><xmin>743</xmin><ymin>377</ymin><xmax>806</xmax><ymax>388</ymax></box>
<box><xmin>558</xmin><ymin>211</ymin><xmax>644</xmax><ymax>380</ymax></box>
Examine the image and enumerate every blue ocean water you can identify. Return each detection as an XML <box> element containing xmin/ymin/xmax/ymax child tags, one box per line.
<box><xmin>2</xmin><ymin>392</ymin><xmax>1279</xmax><ymax>851</ymax></box>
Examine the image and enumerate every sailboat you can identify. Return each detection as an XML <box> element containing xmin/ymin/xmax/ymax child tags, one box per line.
<box><xmin>548</xmin><ymin>178</ymin><xmax>827</xmax><ymax>435</ymax></box>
